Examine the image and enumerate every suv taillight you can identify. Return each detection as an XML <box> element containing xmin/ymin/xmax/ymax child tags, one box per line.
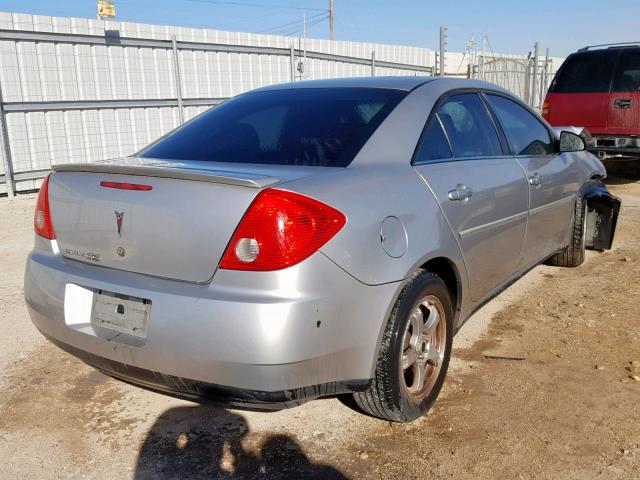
<box><xmin>219</xmin><ymin>189</ymin><xmax>346</xmax><ymax>271</ymax></box>
<box><xmin>542</xmin><ymin>99</ymin><xmax>550</xmax><ymax>119</ymax></box>
<box><xmin>34</xmin><ymin>173</ymin><xmax>55</xmax><ymax>239</ymax></box>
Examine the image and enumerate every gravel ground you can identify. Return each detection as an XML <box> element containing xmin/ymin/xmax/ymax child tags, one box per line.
<box><xmin>0</xmin><ymin>169</ymin><xmax>638</xmax><ymax>479</ymax></box>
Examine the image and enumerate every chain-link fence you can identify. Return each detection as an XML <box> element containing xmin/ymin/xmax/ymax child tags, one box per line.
<box><xmin>471</xmin><ymin>44</ymin><xmax>561</xmax><ymax>111</ymax></box>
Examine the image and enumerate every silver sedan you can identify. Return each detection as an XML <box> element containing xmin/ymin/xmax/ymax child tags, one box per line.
<box><xmin>24</xmin><ymin>77</ymin><xmax>620</xmax><ymax>422</ymax></box>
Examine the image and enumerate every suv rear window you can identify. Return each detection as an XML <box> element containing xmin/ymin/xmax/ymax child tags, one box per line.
<box><xmin>550</xmin><ymin>51</ymin><xmax>618</xmax><ymax>93</ymax></box>
<box><xmin>139</xmin><ymin>87</ymin><xmax>406</xmax><ymax>167</ymax></box>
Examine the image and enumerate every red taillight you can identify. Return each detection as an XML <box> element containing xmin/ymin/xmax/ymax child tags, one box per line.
<box><xmin>542</xmin><ymin>99</ymin><xmax>550</xmax><ymax>119</ymax></box>
<box><xmin>100</xmin><ymin>181</ymin><xmax>153</xmax><ymax>191</ymax></box>
<box><xmin>34</xmin><ymin>174</ymin><xmax>55</xmax><ymax>239</ymax></box>
<box><xmin>219</xmin><ymin>189</ymin><xmax>346</xmax><ymax>271</ymax></box>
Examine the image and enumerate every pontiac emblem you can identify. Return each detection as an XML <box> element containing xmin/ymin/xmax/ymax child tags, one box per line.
<box><xmin>115</xmin><ymin>211</ymin><xmax>124</xmax><ymax>236</ymax></box>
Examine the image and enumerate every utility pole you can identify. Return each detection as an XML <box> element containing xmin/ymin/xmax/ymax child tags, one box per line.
<box><xmin>439</xmin><ymin>26</ymin><xmax>447</xmax><ymax>76</ymax></box>
<box><xmin>329</xmin><ymin>0</ymin><xmax>335</xmax><ymax>40</ymax></box>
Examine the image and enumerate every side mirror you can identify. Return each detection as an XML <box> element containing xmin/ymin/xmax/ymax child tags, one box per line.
<box><xmin>559</xmin><ymin>130</ymin><xmax>586</xmax><ymax>153</ymax></box>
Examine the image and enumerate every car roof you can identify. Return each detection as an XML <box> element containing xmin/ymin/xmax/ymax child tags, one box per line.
<box><xmin>252</xmin><ymin>76</ymin><xmax>510</xmax><ymax>93</ymax></box>
<box><xmin>577</xmin><ymin>43</ymin><xmax>640</xmax><ymax>53</ymax></box>
<box><xmin>253</xmin><ymin>76</ymin><xmax>436</xmax><ymax>92</ymax></box>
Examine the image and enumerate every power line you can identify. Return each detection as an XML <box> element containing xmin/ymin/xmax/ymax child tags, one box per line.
<box><xmin>279</xmin><ymin>13</ymin><xmax>328</xmax><ymax>36</ymax></box>
<box><xmin>121</xmin><ymin>0</ymin><xmax>332</xmax><ymax>39</ymax></box>
<box><xmin>185</xmin><ymin>0</ymin><xmax>327</xmax><ymax>12</ymax></box>
<box><xmin>255</xmin><ymin>11</ymin><xmax>325</xmax><ymax>33</ymax></box>
<box><xmin>254</xmin><ymin>11</ymin><xmax>326</xmax><ymax>34</ymax></box>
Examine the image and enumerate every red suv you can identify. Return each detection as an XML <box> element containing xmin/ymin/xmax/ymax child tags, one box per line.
<box><xmin>543</xmin><ymin>43</ymin><xmax>640</xmax><ymax>162</ymax></box>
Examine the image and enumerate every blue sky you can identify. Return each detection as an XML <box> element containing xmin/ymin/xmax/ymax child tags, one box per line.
<box><xmin>0</xmin><ymin>0</ymin><xmax>637</xmax><ymax>56</ymax></box>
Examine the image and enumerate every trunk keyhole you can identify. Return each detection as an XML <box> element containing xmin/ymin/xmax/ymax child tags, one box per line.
<box><xmin>116</xmin><ymin>304</ymin><xmax>125</xmax><ymax>315</ymax></box>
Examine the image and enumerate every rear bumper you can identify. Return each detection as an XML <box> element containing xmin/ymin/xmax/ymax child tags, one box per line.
<box><xmin>24</xmin><ymin>238</ymin><xmax>400</xmax><ymax>407</ymax></box>
<box><xmin>588</xmin><ymin>135</ymin><xmax>640</xmax><ymax>161</ymax></box>
<box><xmin>43</xmin><ymin>333</ymin><xmax>370</xmax><ymax>410</ymax></box>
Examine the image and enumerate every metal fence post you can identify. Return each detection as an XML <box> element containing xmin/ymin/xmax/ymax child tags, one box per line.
<box><xmin>531</xmin><ymin>42</ymin><xmax>539</xmax><ymax>110</ymax></box>
<box><xmin>524</xmin><ymin>58</ymin><xmax>531</xmax><ymax>106</ymax></box>
<box><xmin>439</xmin><ymin>26</ymin><xmax>446</xmax><ymax>76</ymax></box>
<box><xmin>171</xmin><ymin>35</ymin><xmax>185</xmax><ymax>124</ymax></box>
<box><xmin>290</xmin><ymin>45</ymin><xmax>295</xmax><ymax>82</ymax></box>
<box><xmin>0</xmin><ymin>78</ymin><xmax>15</xmax><ymax>197</ymax></box>
<box><xmin>371</xmin><ymin>50</ymin><xmax>376</xmax><ymax>76</ymax></box>
<box><xmin>540</xmin><ymin>47</ymin><xmax>550</xmax><ymax>106</ymax></box>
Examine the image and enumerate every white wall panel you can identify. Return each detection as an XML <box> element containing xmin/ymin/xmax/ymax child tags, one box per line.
<box><xmin>0</xmin><ymin>11</ymin><xmax>560</xmax><ymax>194</ymax></box>
<box><xmin>63</xmin><ymin>110</ymin><xmax>86</xmax><ymax>163</ymax></box>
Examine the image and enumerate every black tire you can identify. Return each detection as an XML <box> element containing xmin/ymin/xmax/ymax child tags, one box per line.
<box><xmin>545</xmin><ymin>195</ymin><xmax>587</xmax><ymax>268</ymax></box>
<box><xmin>353</xmin><ymin>271</ymin><xmax>453</xmax><ymax>422</ymax></box>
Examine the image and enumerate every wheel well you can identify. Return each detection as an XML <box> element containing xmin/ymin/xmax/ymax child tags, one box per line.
<box><xmin>420</xmin><ymin>257</ymin><xmax>460</xmax><ymax>319</ymax></box>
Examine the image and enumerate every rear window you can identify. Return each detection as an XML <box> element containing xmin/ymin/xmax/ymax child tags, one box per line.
<box><xmin>139</xmin><ymin>87</ymin><xmax>406</xmax><ymax>167</ymax></box>
<box><xmin>550</xmin><ymin>51</ymin><xmax>617</xmax><ymax>93</ymax></box>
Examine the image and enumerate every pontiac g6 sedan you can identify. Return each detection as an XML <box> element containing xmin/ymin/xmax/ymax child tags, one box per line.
<box><xmin>24</xmin><ymin>77</ymin><xmax>620</xmax><ymax>422</ymax></box>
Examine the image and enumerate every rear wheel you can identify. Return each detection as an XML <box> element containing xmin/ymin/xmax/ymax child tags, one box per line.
<box><xmin>545</xmin><ymin>196</ymin><xmax>587</xmax><ymax>267</ymax></box>
<box><xmin>353</xmin><ymin>271</ymin><xmax>453</xmax><ymax>422</ymax></box>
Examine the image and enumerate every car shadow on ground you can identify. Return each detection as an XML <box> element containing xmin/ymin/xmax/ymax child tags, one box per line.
<box><xmin>134</xmin><ymin>405</ymin><xmax>349</xmax><ymax>480</ymax></box>
<box><xmin>603</xmin><ymin>161</ymin><xmax>640</xmax><ymax>184</ymax></box>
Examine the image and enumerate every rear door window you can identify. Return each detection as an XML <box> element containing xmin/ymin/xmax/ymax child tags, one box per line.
<box><xmin>612</xmin><ymin>49</ymin><xmax>640</xmax><ymax>92</ymax></box>
<box><xmin>551</xmin><ymin>51</ymin><xmax>617</xmax><ymax>93</ymax></box>
<box><xmin>485</xmin><ymin>94</ymin><xmax>554</xmax><ymax>155</ymax></box>
<box><xmin>436</xmin><ymin>93</ymin><xmax>503</xmax><ymax>158</ymax></box>
<box><xmin>413</xmin><ymin>116</ymin><xmax>453</xmax><ymax>163</ymax></box>
<box><xmin>139</xmin><ymin>88</ymin><xmax>406</xmax><ymax>167</ymax></box>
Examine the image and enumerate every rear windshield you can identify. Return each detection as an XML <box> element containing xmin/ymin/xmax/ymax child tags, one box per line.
<box><xmin>139</xmin><ymin>87</ymin><xmax>406</xmax><ymax>167</ymax></box>
<box><xmin>550</xmin><ymin>51</ymin><xmax>617</xmax><ymax>93</ymax></box>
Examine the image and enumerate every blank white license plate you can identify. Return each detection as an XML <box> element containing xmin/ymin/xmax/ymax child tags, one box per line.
<box><xmin>91</xmin><ymin>291</ymin><xmax>150</xmax><ymax>338</ymax></box>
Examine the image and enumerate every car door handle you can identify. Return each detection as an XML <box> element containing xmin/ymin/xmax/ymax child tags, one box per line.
<box><xmin>614</xmin><ymin>98</ymin><xmax>632</xmax><ymax>109</ymax></box>
<box><xmin>448</xmin><ymin>184</ymin><xmax>473</xmax><ymax>202</ymax></box>
<box><xmin>528</xmin><ymin>173</ymin><xmax>543</xmax><ymax>187</ymax></box>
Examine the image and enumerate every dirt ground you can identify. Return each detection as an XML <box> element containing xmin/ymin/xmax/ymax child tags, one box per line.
<box><xmin>0</xmin><ymin>167</ymin><xmax>639</xmax><ymax>480</ymax></box>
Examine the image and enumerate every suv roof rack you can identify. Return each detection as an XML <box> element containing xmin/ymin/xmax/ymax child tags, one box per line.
<box><xmin>578</xmin><ymin>42</ymin><xmax>640</xmax><ymax>52</ymax></box>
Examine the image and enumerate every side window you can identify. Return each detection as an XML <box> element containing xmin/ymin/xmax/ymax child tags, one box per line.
<box><xmin>413</xmin><ymin>116</ymin><xmax>452</xmax><ymax>163</ymax></box>
<box><xmin>485</xmin><ymin>94</ymin><xmax>554</xmax><ymax>155</ymax></box>
<box><xmin>435</xmin><ymin>93</ymin><xmax>503</xmax><ymax>158</ymax></box>
<box><xmin>612</xmin><ymin>50</ymin><xmax>640</xmax><ymax>92</ymax></box>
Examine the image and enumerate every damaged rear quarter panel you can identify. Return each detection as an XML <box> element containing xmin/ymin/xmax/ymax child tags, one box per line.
<box><xmin>580</xmin><ymin>180</ymin><xmax>621</xmax><ymax>251</ymax></box>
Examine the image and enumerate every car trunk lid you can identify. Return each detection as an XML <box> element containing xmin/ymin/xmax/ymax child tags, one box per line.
<box><xmin>48</xmin><ymin>157</ymin><xmax>334</xmax><ymax>283</ymax></box>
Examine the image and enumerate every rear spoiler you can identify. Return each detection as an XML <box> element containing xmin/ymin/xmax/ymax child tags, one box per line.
<box><xmin>52</xmin><ymin>162</ymin><xmax>279</xmax><ymax>189</ymax></box>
